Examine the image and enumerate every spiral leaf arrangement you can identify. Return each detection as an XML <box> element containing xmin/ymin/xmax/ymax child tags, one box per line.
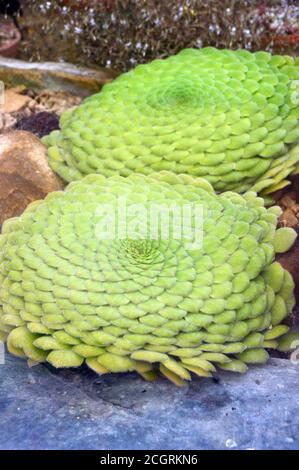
<box><xmin>0</xmin><ymin>173</ymin><xmax>296</xmax><ymax>385</ymax></box>
<box><xmin>43</xmin><ymin>47</ymin><xmax>299</xmax><ymax>194</ymax></box>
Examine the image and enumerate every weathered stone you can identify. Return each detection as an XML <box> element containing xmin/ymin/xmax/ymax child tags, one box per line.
<box><xmin>32</xmin><ymin>89</ymin><xmax>82</xmax><ymax>116</ymax></box>
<box><xmin>0</xmin><ymin>111</ymin><xmax>17</xmax><ymax>132</ymax></box>
<box><xmin>2</xmin><ymin>89</ymin><xmax>31</xmax><ymax>113</ymax></box>
<box><xmin>0</xmin><ymin>131</ymin><xmax>64</xmax><ymax>226</ymax></box>
<box><xmin>0</xmin><ymin>58</ymin><xmax>119</xmax><ymax>97</ymax></box>
<box><xmin>0</xmin><ymin>355</ymin><xmax>298</xmax><ymax>450</ymax></box>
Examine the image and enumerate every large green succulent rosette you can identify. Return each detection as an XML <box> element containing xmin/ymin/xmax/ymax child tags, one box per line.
<box><xmin>43</xmin><ymin>47</ymin><xmax>299</xmax><ymax>194</ymax></box>
<box><xmin>0</xmin><ymin>173</ymin><xmax>296</xmax><ymax>385</ymax></box>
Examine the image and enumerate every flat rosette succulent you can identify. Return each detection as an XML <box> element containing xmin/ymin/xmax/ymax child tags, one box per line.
<box><xmin>0</xmin><ymin>173</ymin><xmax>296</xmax><ymax>385</ymax></box>
<box><xmin>43</xmin><ymin>47</ymin><xmax>299</xmax><ymax>194</ymax></box>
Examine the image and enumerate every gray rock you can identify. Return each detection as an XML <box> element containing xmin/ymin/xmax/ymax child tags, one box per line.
<box><xmin>0</xmin><ymin>353</ymin><xmax>298</xmax><ymax>450</ymax></box>
<box><xmin>0</xmin><ymin>58</ymin><xmax>118</xmax><ymax>97</ymax></box>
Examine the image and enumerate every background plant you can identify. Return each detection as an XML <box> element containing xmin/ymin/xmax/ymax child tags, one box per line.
<box><xmin>19</xmin><ymin>0</ymin><xmax>298</xmax><ymax>70</ymax></box>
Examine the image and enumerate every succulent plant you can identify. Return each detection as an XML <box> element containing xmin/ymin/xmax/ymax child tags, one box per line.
<box><xmin>43</xmin><ymin>47</ymin><xmax>299</xmax><ymax>194</ymax></box>
<box><xmin>0</xmin><ymin>173</ymin><xmax>296</xmax><ymax>385</ymax></box>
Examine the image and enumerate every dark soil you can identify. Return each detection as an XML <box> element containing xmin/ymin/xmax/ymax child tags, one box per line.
<box><xmin>14</xmin><ymin>111</ymin><xmax>60</xmax><ymax>138</ymax></box>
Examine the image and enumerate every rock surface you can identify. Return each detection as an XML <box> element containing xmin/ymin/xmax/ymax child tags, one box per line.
<box><xmin>0</xmin><ymin>131</ymin><xmax>64</xmax><ymax>226</ymax></box>
<box><xmin>0</xmin><ymin>354</ymin><xmax>298</xmax><ymax>450</ymax></box>
<box><xmin>2</xmin><ymin>89</ymin><xmax>31</xmax><ymax>114</ymax></box>
<box><xmin>0</xmin><ymin>58</ymin><xmax>119</xmax><ymax>97</ymax></box>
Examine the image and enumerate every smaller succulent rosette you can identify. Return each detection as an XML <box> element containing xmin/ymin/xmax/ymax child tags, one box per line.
<box><xmin>43</xmin><ymin>47</ymin><xmax>299</xmax><ymax>194</ymax></box>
